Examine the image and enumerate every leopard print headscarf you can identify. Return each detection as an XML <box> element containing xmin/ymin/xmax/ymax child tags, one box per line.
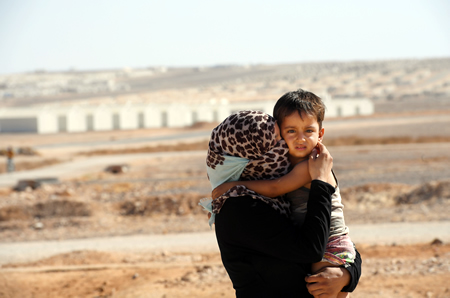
<box><xmin>207</xmin><ymin>110</ymin><xmax>291</xmax><ymax>216</ymax></box>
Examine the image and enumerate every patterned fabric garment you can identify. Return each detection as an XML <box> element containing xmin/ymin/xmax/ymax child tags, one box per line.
<box><xmin>206</xmin><ymin>110</ymin><xmax>291</xmax><ymax>216</ymax></box>
<box><xmin>322</xmin><ymin>234</ymin><xmax>356</xmax><ymax>265</ymax></box>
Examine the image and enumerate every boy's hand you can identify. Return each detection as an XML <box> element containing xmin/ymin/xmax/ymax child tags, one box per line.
<box><xmin>212</xmin><ymin>182</ymin><xmax>237</xmax><ymax>199</ymax></box>
<box><xmin>308</xmin><ymin>142</ymin><xmax>333</xmax><ymax>182</ymax></box>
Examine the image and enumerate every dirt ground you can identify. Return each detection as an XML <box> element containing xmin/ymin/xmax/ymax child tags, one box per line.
<box><xmin>0</xmin><ymin>108</ymin><xmax>450</xmax><ymax>297</ymax></box>
<box><xmin>0</xmin><ymin>242</ymin><xmax>449</xmax><ymax>298</ymax></box>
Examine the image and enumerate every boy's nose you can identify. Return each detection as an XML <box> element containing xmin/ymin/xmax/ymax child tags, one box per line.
<box><xmin>296</xmin><ymin>134</ymin><xmax>306</xmax><ymax>141</ymax></box>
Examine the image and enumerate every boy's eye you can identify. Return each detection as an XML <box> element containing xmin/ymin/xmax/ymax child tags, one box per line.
<box><xmin>287</xmin><ymin>129</ymin><xmax>295</xmax><ymax>133</ymax></box>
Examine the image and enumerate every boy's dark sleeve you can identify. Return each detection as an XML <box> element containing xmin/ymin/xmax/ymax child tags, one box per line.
<box><xmin>342</xmin><ymin>246</ymin><xmax>362</xmax><ymax>292</ymax></box>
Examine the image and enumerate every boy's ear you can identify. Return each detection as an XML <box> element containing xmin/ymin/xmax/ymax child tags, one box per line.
<box><xmin>318</xmin><ymin>128</ymin><xmax>325</xmax><ymax>141</ymax></box>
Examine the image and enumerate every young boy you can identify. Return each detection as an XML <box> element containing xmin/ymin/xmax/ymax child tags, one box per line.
<box><xmin>212</xmin><ymin>89</ymin><xmax>355</xmax><ymax>297</ymax></box>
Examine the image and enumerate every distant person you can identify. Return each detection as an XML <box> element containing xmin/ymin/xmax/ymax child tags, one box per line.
<box><xmin>6</xmin><ymin>146</ymin><xmax>15</xmax><ymax>173</ymax></box>
<box><xmin>212</xmin><ymin>90</ymin><xmax>357</xmax><ymax>297</ymax></box>
<box><xmin>201</xmin><ymin>110</ymin><xmax>360</xmax><ymax>297</ymax></box>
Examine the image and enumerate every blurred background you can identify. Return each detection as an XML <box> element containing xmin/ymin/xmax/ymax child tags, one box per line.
<box><xmin>0</xmin><ymin>1</ymin><xmax>449</xmax><ymax>297</ymax></box>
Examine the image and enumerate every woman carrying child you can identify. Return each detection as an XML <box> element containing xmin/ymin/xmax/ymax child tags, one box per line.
<box><xmin>202</xmin><ymin>107</ymin><xmax>361</xmax><ymax>297</ymax></box>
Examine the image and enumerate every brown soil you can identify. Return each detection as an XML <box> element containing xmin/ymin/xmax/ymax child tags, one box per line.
<box><xmin>0</xmin><ymin>243</ymin><xmax>449</xmax><ymax>298</ymax></box>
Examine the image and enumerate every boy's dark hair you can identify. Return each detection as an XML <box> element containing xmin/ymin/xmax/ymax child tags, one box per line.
<box><xmin>273</xmin><ymin>89</ymin><xmax>326</xmax><ymax>129</ymax></box>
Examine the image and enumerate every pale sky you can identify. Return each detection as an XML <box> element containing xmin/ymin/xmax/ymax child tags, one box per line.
<box><xmin>0</xmin><ymin>0</ymin><xmax>449</xmax><ymax>74</ymax></box>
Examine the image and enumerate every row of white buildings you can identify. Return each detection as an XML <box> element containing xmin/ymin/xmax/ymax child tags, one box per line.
<box><xmin>0</xmin><ymin>97</ymin><xmax>374</xmax><ymax>134</ymax></box>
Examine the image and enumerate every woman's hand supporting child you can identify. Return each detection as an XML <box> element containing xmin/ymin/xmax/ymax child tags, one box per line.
<box><xmin>308</xmin><ymin>142</ymin><xmax>333</xmax><ymax>183</ymax></box>
<box><xmin>305</xmin><ymin>266</ymin><xmax>351</xmax><ymax>298</ymax></box>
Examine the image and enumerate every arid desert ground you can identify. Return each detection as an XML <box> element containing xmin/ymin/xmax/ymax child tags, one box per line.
<box><xmin>0</xmin><ymin>105</ymin><xmax>450</xmax><ymax>297</ymax></box>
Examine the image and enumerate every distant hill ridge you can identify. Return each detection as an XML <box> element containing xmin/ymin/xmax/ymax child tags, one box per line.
<box><xmin>1</xmin><ymin>57</ymin><xmax>449</xmax><ymax>107</ymax></box>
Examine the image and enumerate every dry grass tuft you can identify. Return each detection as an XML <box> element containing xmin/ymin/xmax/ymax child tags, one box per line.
<box><xmin>395</xmin><ymin>180</ymin><xmax>450</xmax><ymax>205</ymax></box>
<box><xmin>119</xmin><ymin>193</ymin><xmax>207</xmax><ymax>216</ymax></box>
<box><xmin>0</xmin><ymin>200</ymin><xmax>91</xmax><ymax>221</ymax></box>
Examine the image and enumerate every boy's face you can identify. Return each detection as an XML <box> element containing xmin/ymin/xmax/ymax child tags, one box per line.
<box><xmin>280</xmin><ymin>111</ymin><xmax>324</xmax><ymax>163</ymax></box>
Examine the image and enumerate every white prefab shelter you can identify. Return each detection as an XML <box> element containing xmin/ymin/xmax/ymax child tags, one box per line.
<box><xmin>324</xmin><ymin>98</ymin><xmax>374</xmax><ymax>117</ymax></box>
<box><xmin>0</xmin><ymin>107</ymin><xmax>40</xmax><ymax>133</ymax></box>
<box><xmin>89</xmin><ymin>105</ymin><xmax>113</xmax><ymax>131</ymax></box>
<box><xmin>66</xmin><ymin>107</ymin><xmax>85</xmax><ymax>132</ymax></box>
<box><xmin>143</xmin><ymin>104</ymin><xmax>163</xmax><ymax>128</ymax></box>
<box><xmin>0</xmin><ymin>97</ymin><xmax>373</xmax><ymax>134</ymax></box>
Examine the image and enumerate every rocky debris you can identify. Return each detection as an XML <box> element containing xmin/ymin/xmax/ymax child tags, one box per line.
<box><xmin>431</xmin><ymin>238</ymin><xmax>444</xmax><ymax>246</ymax></box>
<box><xmin>0</xmin><ymin>205</ymin><xmax>29</xmax><ymax>221</ymax></box>
<box><xmin>54</xmin><ymin>188</ymin><xmax>75</xmax><ymax>196</ymax></box>
<box><xmin>162</xmin><ymin>265</ymin><xmax>229</xmax><ymax>287</ymax></box>
<box><xmin>0</xmin><ymin>200</ymin><xmax>91</xmax><ymax>221</ymax></box>
<box><xmin>396</xmin><ymin>180</ymin><xmax>450</xmax><ymax>205</ymax></box>
<box><xmin>366</xmin><ymin>255</ymin><xmax>450</xmax><ymax>276</ymax></box>
<box><xmin>33</xmin><ymin>200</ymin><xmax>91</xmax><ymax>218</ymax></box>
<box><xmin>119</xmin><ymin>193</ymin><xmax>206</xmax><ymax>216</ymax></box>
<box><xmin>33</xmin><ymin>222</ymin><xmax>44</xmax><ymax>230</ymax></box>
<box><xmin>340</xmin><ymin>183</ymin><xmax>414</xmax><ymax>210</ymax></box>
<box><xmin>14</xmin><ymin>177</ymin><xmax>59</xmax><ymax>191</ymax></box>
<box><xmin>104</xmin><ymin>164</ymin><xmax>129</xmax><ymax>174</ymax></box>
<box><xmin>340</xmin><ymin>180</ymin><xmax>450</xmax><ymax>210</ymax></box>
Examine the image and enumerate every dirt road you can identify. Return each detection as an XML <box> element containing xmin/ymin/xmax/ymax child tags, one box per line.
<box><xmin>1</xmin><ymin>221</ymin><xmax>449</xmax><ymax>267</ymax></box>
